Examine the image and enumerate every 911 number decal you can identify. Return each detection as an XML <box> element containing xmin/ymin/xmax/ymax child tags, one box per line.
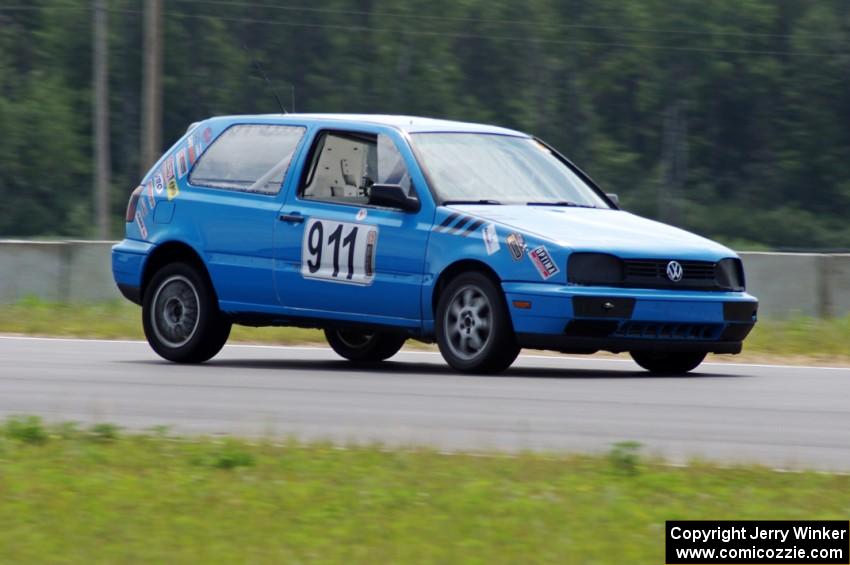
<box><xmin>301</xmin><ymin>218</ymin><xmax>378</xmax><ymax>285</ymax></box>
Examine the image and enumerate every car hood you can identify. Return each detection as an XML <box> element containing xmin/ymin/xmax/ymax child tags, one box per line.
<box><xmin>447</xmin><ymin>205</ymin><xmax>736</xmax><ymax>260</ymax></box>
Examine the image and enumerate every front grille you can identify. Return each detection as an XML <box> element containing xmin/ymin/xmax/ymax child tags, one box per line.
<box><xmin>612</xmin><ymin>322</ymin><xmax>723</xmax><ymax>340</ymax></box>
<box><xmin>623</xmin><ymin>259</ymin><xmax>718</xmax><ymax>289</ymax></box>
<box><xmin>567</xmin><ymin>253</ymin><xmax>745</xmax><ymax>291</ymax></box>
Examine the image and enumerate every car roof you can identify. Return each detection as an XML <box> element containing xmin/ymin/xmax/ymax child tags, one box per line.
<box><xmin>212</xmin><ymin>113</ymin><xmax>529</xmax><ymax>136</ymax></box>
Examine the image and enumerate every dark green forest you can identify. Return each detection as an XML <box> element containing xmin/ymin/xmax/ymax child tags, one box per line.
<box><xmin>1</xmin><ymin>0</ymin><xmax>848</xmax><ymax>249</ymax></box>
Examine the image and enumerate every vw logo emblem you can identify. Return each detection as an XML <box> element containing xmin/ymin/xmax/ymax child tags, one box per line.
<box><xmin>666</xmin><ymin>260</ymin><xmax>684</xmax><ymax>282</ymax></box>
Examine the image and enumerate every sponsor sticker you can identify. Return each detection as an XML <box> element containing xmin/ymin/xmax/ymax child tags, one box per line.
<box><xmin>135</xmin><ymin>211</ymin><xmax>148</xmax><ymax>239</ymax></box>
<box><xmin>153</xmin><ymin>173</ymin><xmax>165</xmax><ymax>195</ymax></box>
<box><xmin>167</xmin><ymin>178</ymin><xmax>179</xmax><ymax>201</ymax></box>
<box><xmin>137</xmin><ymin>196</ymin><xmax>148</xmax><ymax>219</ymax></box>
<box><xmin>528</xmin><ymin>245</ymin><xmax>559</xmax><ymax>280</ymax></box>
<box><xmin>356</xmin><ymin>208</ymin><xmax>368</xmax><ymax>221</ymax></box>
<box><xmin>202</xmin><ymin>126</ymin><xmax>213</xmax><ymax>144</ymax></box>
<box><xmin>188</xmin><ymin>144</ymin><xmax>196</xmax><ymax>165</ymax></box>
<box><xmin>146</xmin><ymin>180</ymin><xmax>156</xmax><ymax>207</ymax></box>
<box><xmin>176</xmin><ymin>149</ymin><xmax>188</xmax><ymax>178</ymax></box>
<box><xmin>482</xmin><ymin>223</ymin><xmax>500</xmax><ymax>255</ymax></box>
<box><xmin>506</xmin><ymin>233</ymin><xmax>527</xmax><ymax>261</ymax></box>
<box><xmin>164</xmin><ymin>157</ymin><xmax>175</xmax><ymax>180</ymax></box>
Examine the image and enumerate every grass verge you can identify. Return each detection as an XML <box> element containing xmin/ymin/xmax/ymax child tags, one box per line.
<box><xmin>0</xmin><ymin>297</ymin><xmax>323</xmax><ymax>344</ymax></box>
<box><xmin>0</xmin><ymin>298</ymin><xmax>848</xmax><ymax>362</ymax></box>
<box><xmin>1</xmin><ymin>417</ymin><xmax>849</xmax><ymax>563</ymax></box>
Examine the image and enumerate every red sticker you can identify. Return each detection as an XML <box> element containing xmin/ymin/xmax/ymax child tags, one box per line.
<box><xmin>146</xmin><ymin>180</ymin><xmax>156</xmax><ymax>207</ymax></box>
<box><xmin>176</xmin><ymin>149</ymin><xmax>188</xmax><ymax>178</ymax></box>
<box><xmin>135</xmin><ymin>211</ymin><xmax>148</xmax><ymax>239</ymax></box>
<box><xmin>164</xmin><ymin>157</ymin><xmax>175</xmax><ymax>180</ymax></box>
<box><xmin>528</xmin><ymin>246</ymin><xmax>560</xmax><ymax>280</ymax></box>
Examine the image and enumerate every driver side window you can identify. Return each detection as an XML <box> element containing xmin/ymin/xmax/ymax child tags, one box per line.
<box><xmin>300</xmin><ymin>130</ymin><xmax>415</xmax><ymax>206</ymax></box>
<box><xmin>301</xmin><ymin>131</ymin><xmax>377</xmax><ymax>205</ymax></box>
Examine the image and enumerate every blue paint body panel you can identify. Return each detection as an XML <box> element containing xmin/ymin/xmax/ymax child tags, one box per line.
<box><xmin>113</xmin><ymin>113</ymin><xmax>758</xmax><ymax>352</ymax></box>
<box><xmin>112</xmin><ymin>239</ymin><xmax>154</xmax><ymax>287</ymax></box>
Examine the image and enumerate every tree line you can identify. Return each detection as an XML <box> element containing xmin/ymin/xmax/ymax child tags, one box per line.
<box><xmin>0</xmin><ymin>0</ymin><xmax>848</xmax><ymax>250</ymax></box>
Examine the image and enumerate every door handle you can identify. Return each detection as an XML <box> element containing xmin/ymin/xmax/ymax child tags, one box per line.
<box><xmin>279</xmin><ymin>213</ymin><xmax>304</xmax><ymax>224</ymax></box>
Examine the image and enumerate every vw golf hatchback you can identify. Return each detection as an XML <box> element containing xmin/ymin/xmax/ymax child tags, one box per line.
<box><xmin>113</xmin><ymin>114</ymin><xmax>758</xmax><ymax>374</ymax></box>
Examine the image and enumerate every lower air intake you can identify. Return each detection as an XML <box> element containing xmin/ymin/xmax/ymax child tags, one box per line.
<box><xmin>612</xmin><ymin>322</ymin><xmax>723</xmax><ymax>341</ymax></box>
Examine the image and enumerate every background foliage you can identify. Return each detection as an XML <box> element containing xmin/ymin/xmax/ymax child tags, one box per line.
<box><xmin>1</xmin><ymin>0</ymin><xmax>848</xmax><ymax>249</ymax></box>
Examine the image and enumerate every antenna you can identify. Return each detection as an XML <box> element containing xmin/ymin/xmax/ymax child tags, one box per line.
<box><xmin>243</xmin><ymin>43</ymin><xmax>287</xmax><ymax>114</ymax></box>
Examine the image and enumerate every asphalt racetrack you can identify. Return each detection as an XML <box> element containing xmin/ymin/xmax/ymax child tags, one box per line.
<box><xmin>1</xmin><ymin>336</ymin><xmax>848</xmax><ymax>471</ymax></box>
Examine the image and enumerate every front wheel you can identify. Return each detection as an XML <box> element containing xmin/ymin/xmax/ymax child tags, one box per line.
<box><xmin>435</xmin><ymin>272</ymin><xmax>520</xmax><ymax>374</ymax></box>
<box><xmin>630</xmin><ymin>351</ymin><xmax>706</xmax><ymax>375</ymax></box>
<box><xmin>142</xmin><ymin>262</ymin><xmax>231</xmax><ymax>363</ymax></box>
<box><xmin>324</xmin><ymin>329</ymin><xmax>406</xmax><ymax>363</ymax></box>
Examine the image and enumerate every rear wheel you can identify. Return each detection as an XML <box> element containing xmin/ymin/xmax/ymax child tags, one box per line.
<box><xmin>324</xmin><ymin>329</ymin><xmax>406</xmax><ymax>363</ymax></box>
<box><xmin>630</xmin><ymin>351</ymin><xmax>706</xmax><ymax>375</ymax></box>
<box><xmin>143</xmin><ymin>262</ymin><xmax>231</xmax><ymax>363</ymax></box>
<box><xmin>435</xmin><ymin>272</ymin><xmax>520</xmax><ymax>373</ymax></box>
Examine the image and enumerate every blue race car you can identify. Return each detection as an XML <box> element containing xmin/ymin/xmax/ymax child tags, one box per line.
<box><xmin>114</xmin><ymin>114</ymin><xmax>758</xmax><ymax>374</ymax></box>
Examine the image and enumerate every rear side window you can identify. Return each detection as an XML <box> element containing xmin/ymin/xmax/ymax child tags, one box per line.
<box><xmin>189</xmin><ymin>124</ymin><xmax>305</xmax><ymax>194</ymax></box>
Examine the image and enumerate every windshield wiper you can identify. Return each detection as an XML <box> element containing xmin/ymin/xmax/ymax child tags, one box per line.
<box><xmin>526</xmin><ymin>201</ymin><xmax>597</xmax><ymax>208</ymax></box>
<box><xmin>442</xmin><ymin>199</ymin><xmax>502</xmax><ymax>205</ymax></box>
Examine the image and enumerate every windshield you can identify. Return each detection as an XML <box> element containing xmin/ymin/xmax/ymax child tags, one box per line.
<box><xmin>411</xmin><ymin>133</ymin><xmax>610</xmax><ymax>208</ymax></box>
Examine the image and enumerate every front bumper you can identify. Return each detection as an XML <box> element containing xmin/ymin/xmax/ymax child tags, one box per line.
<box><xmin>503</xmin><ymin>282</ymin><xmax>757</xmax><ymax>354</ymax></box>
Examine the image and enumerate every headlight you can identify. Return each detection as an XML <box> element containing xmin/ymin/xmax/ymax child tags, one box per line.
<box><xmin>716</xmin><ymin>258</ymin><xmax>745</xmax><ymax>291</ymax></box>
<box><xmin>567</xmin><ymin>253</ymin><xmax>624</xmax><ymax>285</ymax></box>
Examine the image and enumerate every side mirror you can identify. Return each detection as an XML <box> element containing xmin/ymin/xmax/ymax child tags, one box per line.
<box><xmin>606</xmin><ymin>193</ymin><xmax>620</xmax><ymax>207</ymax></box>
<box><xmin>369</xmin><ymin>184</ymin><xmax>420</xmax><ymax>212</ymax></box>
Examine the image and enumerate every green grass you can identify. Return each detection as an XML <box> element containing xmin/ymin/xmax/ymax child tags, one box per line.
<box><xmin>0</xmin><ymin>296</ymin><xmax>323</xmax><ymax>344</ymax></box>
<box><xmin>745</xmin><ymin>316</ymin><xmax>850</xmax><ymax>359</ymax></box>
<box><xmin>1</xmin><ymin>416</ymin><xmax>849</xmax><ymax>564</ymax></box>
<box><xmin>0</xmin><ymin>297</ymin><xmax>848</xmax><ymax>361</ymax></box>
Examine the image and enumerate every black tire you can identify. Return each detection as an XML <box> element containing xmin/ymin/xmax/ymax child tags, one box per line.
<box><xmin>142</xmin><ymin>262</ymin><xmax>231</xmax><ymax>363</ymax></box>
<box><xmin>324</xmin><ymin>329</ymin><xmax>407</xmax><ymax>363</ymax></box>
<box><xmin>630</xmin><ymin>351</ymin><xmax>706</xmax><ymax>375</ymax></box>
<box><xmin>435</xmin><ymin>271</ymin><xmax>520</xmax><ymax>374</ymax></box>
